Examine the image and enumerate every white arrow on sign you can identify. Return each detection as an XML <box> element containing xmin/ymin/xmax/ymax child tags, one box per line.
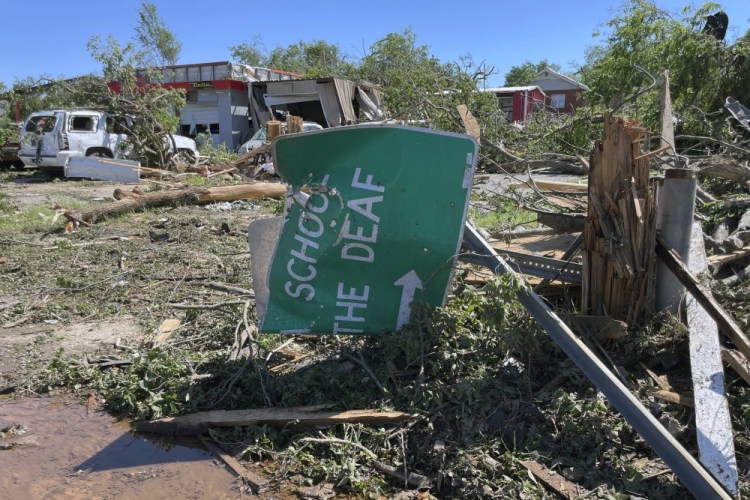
<box><xmin>394</xmin><ymin>270</ymin><xmax>424</xmax><ymax>330</ymax></box>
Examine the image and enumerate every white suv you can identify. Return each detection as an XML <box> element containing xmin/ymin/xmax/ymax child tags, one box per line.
<box><xmin>18</xmin><ymin>110</ymin><xmax>197</xmax><ymax>168</ymax></box>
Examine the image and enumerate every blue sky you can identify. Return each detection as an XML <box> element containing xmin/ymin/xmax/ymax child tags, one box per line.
<box><xmin>2</xmin><ymin>0</ymin><xmax>750</xmax><ymax>88</ymax></box>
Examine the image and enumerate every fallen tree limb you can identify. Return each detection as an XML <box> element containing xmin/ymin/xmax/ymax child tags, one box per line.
<box><xmin>205</xmin><ymin>282</ymin><xmax>254</xmax><ymax>296</ymax></box>
<box><xmin>695</xmin><ymin>157</ymin><xmax>750</xmax><ymax>184</ymax></box>
<box><xmin>528</xmin><ymin>159</ymin><xmax>588</xmax><ymax>175</ymax></box>
<box><xmin>371</xmin><ymin>460</ymin><xmax>431</xmax><ymax>489</ymax></box>
<box><xmin>136</xmin><ymin>407</ymin><xmax>417</xmax><ymax>436</ymax></box>
<box><xmin>510</xmin><ymin>179</ymin><xmax>588</xmax><ymax>193</ymax></box>
<box><xmin>481</xmin><ymin>138</ymin><xmax>523</xmax><ymax>163</ymax></box>
<box><xmin>63</xmin><ymin>183</ymin><xmax>288</xmax><ymax>225</ymax></box>
<box><xmin>169</xmin><ymin>300</ymin><xmax>248</xmax><ymax>310</ymax></box>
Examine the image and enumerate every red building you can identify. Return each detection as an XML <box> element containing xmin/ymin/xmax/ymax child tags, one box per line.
<box><xmin>533</xmin><ymin>67</ymin><xmax>588</xmax><ymax>113</ymax></box>
<box><xmin>481</xmin><ymin>85</ymin><xmax>547</xmax><ymax>123</ymax></box>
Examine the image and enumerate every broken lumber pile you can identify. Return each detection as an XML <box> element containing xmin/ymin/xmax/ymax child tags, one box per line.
<box><xmin>582</xmin><ymin>114</ymin><xmax>656</xmax><ymax>324</ymax></box>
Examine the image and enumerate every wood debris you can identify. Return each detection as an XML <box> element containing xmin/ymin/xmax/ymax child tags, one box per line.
<box><xmin>656</xmin><ymin>237</ymin><xmax>750</xmax><ymax>361</ymax></box>
<box><xmin>519</xmin><ymin>459</ymin><xmax>591</xmax><ymax>499</ymax></box>
<box><xmin>198</xmin><ymin>435</ymin><xmax>269</xmax><ymax>493</ymax></box>
<box><xmin>62</xmin><ymin>182</ymin><xmax>287</xmax><ymax>226</ymax></box>
<box><xmin>151</xmin><ymin>318</ymin><xmax>181</xmax><ymax>348</ymax></box>
<box><xmin>582</xmin><ymin>114</ymin><xmax>656</xmax><ymax>325</ymax></box>
<box><xmin>136</xmin><ymin>407</ymin><xmax>417</xmax><ymax>436</ymax></box>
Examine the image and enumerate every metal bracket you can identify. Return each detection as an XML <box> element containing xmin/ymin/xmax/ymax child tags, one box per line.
<box><xmin>460</xmin><ymin>248</ymin><xmax>582</xmax><ymax>284</ymax></box>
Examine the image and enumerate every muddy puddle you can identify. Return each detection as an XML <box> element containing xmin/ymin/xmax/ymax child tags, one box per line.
<box><xmin>0</xmin><ymin>397</ymin><xmax>244</xmax><ymax>499</ymax></box>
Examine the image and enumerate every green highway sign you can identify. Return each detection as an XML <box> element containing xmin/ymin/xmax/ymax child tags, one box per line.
<box><xmin>258</xmin><ymin>124</ymin><xmax>477</xmax><ymax>334</ymax></box>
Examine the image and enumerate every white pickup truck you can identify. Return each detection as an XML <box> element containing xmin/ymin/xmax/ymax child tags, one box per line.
<box><xmin>18</xmin><ymin>110</ymin><xmax>197</xmax><ymax>168</ymax></box>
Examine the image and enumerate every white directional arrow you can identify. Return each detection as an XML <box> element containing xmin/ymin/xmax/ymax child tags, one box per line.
<box><xmin>394</xmin><ymin>270</ymin><xmax>423</xmax><ymax>330</ymax></box>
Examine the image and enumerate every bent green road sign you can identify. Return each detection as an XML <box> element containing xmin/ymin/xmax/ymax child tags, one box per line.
<box><xmin>259</xmin><ymin>124</ymin><xmax>477</xmax><ymax>334</ymax></box>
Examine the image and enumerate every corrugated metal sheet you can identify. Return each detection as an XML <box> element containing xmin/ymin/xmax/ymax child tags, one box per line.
<box><xmin>264</xmin><ymin>93</ymin><xmax>319</xmax><ymax>106</ymax></box>
<box><xmin>264</xmin><ymin>80</ymin><xmax>318</xmax><ymax>96</ymax></box>
<box><xmin>332</xmin><ymin>79</ymin><xmax>356</xmax><ymax>125</ymax></box>
<box><xmin>356</xmin><ymin>86</ymin><xmax>385</xmax><ymax>121</ymax></box>
<box><xmin>317</xmin><ymin>81</ymin><xmax>340</xmax><ymax>126</ymax></box>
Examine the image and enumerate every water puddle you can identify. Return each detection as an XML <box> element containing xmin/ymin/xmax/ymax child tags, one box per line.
<box><xmin>0</xmin><ymin>397</ymin><xmax>244</xmax><ymax>499</ymax></box>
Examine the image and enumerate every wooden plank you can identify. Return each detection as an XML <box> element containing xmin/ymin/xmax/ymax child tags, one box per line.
<box><xmin>722</xmin><ymin>348</ymin><xmax>750</xmax><ymax>386</ymax></box>
<box><xmin>510</xmin><ymin>179</ymin><xmax>588</xmax><ymax>193</ymax></box>
<box><xmin>650</xmin><ymin>389</ymin><xmax>695</xmax><ymax>408</ymax></box>
<box><xmin>661</xmin><ymin>70</ymin><xmax>675</xmax><ymax>150</ymax></box>
<box><xmin>685</xmin><ymin>222</ymin><xmax>738</xmax><ymax>495</ymax></box>
<box><xmin>656</xmin><ymin>236</ymin><xmax>750</xmax><ymax>361</ymax></box>
<box><xmin>519</xmin><ymin>460</ymin><xmax>591</xmax><ymax>499</ymax></box>
<box><xmin>707</xmin><ymin>245</ymin><xmax>750</xmax><ymax>270</ymax></box>
<box><xmin>456</xmin><ymin>104</ymin><xmax>481</xmax><ymax>141</ymax></box>
<box><xmin>198</xmin><ymin>435</ymin><xmax>270</xmax><ymax>493</ymax></box>
<box><xmin>136</xmin><ymin>407</ymin><xmax>416</xmax><ymax>436</ymax></box>
<box><xmin>151</xmin><ymin>318</ymin><xmax>181</xmax><ymax>348</ymax></box>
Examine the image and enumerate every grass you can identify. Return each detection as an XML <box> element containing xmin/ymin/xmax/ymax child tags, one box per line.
<box><xmin>468</xmin><ymin>192</ymin><xmax>536</xmax><ymax>233</ymax></box>
<box><xmin>0</xmin><ymin>198</ymin><xmax>86</xmax><ymax>233</ymax></box>
<box><xmin>183</xmin><ymin>175</ymin><xmax>210</xmax><ymax>186</ymax></box>
<box><xmin>0</xmin><ymin>169</ymin><xmax>19</xmax><ymax>183</ymax></box>
<box><xmin>4</xmin><ymin>176</ymin><xmax>750</xmax><ymax>498</ymax></box>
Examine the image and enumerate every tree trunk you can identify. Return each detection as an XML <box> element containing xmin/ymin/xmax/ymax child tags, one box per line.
<box><xmin>582</xmin><ymin>114</ymin><xmax>657</xmax><ymax>324</ymax></box>
<box><xmin>66</xmin><ymin>183</ymin><xmax>288</xmax><ymax>225</ymax></box>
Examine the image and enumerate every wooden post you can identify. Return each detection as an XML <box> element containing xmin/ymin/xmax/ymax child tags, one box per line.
<box><xmin>286</xmin><ymin>115</ymin><xmax>303</xmax><ymax>134</ymax></box>
<box><xmin>267</xmin><ymin>120</ymin><xmax>282</xmax><ymax>140</ymax></box>
<box><xmin>582</xmin><ymin>114</ymin><xmax>656</xmax><ymax>324</ymax></box>
<box><xmin>660</xmin><ymin>70</ymin><xmax>675</xmax><ymax>151</ymax></box>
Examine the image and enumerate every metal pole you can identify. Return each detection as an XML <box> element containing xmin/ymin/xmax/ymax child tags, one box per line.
<box><xmin>462</xmin><ymin>222</ymin><xmax>731</xmax><ymax>499</ymax></box>
<box><xmin>655</xmin><ymin>168</ymin><xmax>697</xmax><ymax>314</ymax></box>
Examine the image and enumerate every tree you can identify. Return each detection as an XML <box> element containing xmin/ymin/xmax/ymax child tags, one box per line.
<box><xmin>232</xmin><ymin>37</ymin><xmax>354</xmax><ymax>78</ymax></box>
<box><xmin>87</xmin><ymin>34</ymin><xmax>186</xmax><ymax>167</ymax></box>
<box><xmin>134</xmin><ymin>1</ymin><xmax>181</xmax><ymax>66</ymax></box>
<box><xmin>504</xmin><ymin>60</ymin><xmax>561</xmax><ymax>86</ymax></box>
<box><xmin>0</xmin><ymin>86</ymin><xmax>16</xmax><ymax>149</ymax></box>
<box><xmin>355</xmin><ymin>28</ymin><xmax>496</xmax><ymax>130</ymax></box>
<box><xmin>230</xmin><ymin>35</ymin><xmax>265</xmax><ymax>67</ymax></box>
<box><xmin>581</xmin><ymin>0</ymin><xmax>742</xmax><ymax>133</ymax></box>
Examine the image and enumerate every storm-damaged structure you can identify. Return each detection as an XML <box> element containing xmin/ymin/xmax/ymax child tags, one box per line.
<box><xmin>249</xmin><ymin>77</ymin><xmax>385</xmax><ymax>132</ymax></box>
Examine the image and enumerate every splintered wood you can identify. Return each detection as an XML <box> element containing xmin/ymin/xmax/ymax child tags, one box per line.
<box><xmin>582</xmin><ymin>114</ymin><xmax>656</xmax><ymax>324</ymax></box>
